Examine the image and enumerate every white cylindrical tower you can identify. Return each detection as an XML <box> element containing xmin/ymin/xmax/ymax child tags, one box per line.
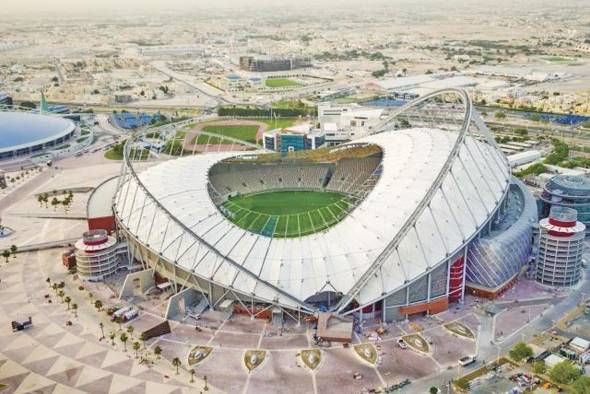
<box><xmin>74</xmin><ymin>229</ymin><xmax>122</xmax><ymax>281</ymax></box>
<box><xmin>536</xmin><ymin>206</ymin><xmax>586</xmax><ymax>286</ymax></box>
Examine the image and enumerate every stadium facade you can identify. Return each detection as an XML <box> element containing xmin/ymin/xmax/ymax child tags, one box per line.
<box><xmin>113</xmin><ymin>89</ymin><xmax>537</xmax><ymax>322</ymax></box>
<box><xmin>239</xmin><ymin>56</ymin><xmax>311</xmax><ymax>72</ymax></box>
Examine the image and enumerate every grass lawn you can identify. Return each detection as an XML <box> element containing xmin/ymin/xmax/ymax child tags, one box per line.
<box><xmin>104</xmin><ymin>148</ymin><xmax>123</xmax><ymax>160</ymax></box>
<box><xmin>192</xmin><ymin>134</ymin><xmax>223</xmax><ymax>145</ymax></box>
<box><xmin>255</xmin><ymin>118</ymin><xmax>298</xmax><ymax>130</ymax></box>
<box><xmin>201</xmin><ymin>125</ymin><xmax>259</xmax><ymax>144</ymax></box>
<box><xmin>222</xmin><ymin>190</ymin><xmax>349</xmax><ymax>237</ymax></box>
<box><xmin>104</xmin><ymin>147</ymin><xmax>149</xmax><ymax>160</ymax></box>
<box><xmin>265</xmin><ymin>78</ymin><xmax>301</xmax><ymax>88</ymax></box>
<box><xmin>444</xmin><ymin>322</ymin><xmax>475</xmax><ymax>339</ymax></box>
<box><xmin>402</xmin><ymin>334</ymin><xmax>429</xmax><ymax>353</ymax></box>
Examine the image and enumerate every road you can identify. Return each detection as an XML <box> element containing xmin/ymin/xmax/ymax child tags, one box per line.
<box><xmin>408</xmin><ymin>264</ymin><xmax>590</xmax><ymax>393</ymax></box>
<box><xmin>0</xmin><ymin>169</ymin><xmax>55</xmax><ymax>216</ymax></box>
<box><xmin>150</xmin><ymin>61</ymin><xmax>223</xmax><ymax>108</ymax></box>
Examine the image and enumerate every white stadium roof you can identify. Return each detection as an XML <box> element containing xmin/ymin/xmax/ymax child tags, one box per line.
<box><xmin>117</xmin><ymin>126</ymin><xmax>509</xmax><ymax>310</ymax></box>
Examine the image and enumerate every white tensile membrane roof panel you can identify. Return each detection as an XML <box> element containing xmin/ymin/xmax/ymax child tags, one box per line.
<box><xmin>119</xmin><ymin>126</ymin><xmax>508</xmax><ymax>308</ymax></box>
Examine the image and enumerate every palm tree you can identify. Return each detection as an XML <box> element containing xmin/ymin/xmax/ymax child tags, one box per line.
<box><xmin>94</xmin><ymin>299</ymin><xmax>102</xmax><ymax>311</ymax></box>
<box><xmin>120</xmin><ymin>333</ymin><xmax>128</xmax><ymax>352</ymax></box>
<box><xmin>52</xmin><ymin>283</ymin><xmax>59</xmax><ymax>294</ymax></box>
<box><xmin>172</xmin><ymin>357</ymin><xmax>181</xmax><ymax>375</ymax></box>
<box><xmin>64</xmin><ymin>296</ymin><xmax>71</xmax><ymax>310</ymax></box>
<box><xmin>109</xmin><ymin>331</ymin><xmax>116</xmax><ymax>346</ymax></box>
<box><xmin>46</xmin><ymin>277</ymin><xmax>51</xmax><ymax>286</ymax></box>
<box><xmin>99</xmin><ymin>322</ymin><xmax>105</xmax><ymax>339</ymax></box>
<box><xmin>203</xmin><ymin>375</ymin><xmax>209</xmax><ymax>391</ymax></box>
<box><xmin>154</xmin><ymin>345</ymin><xmax>162</xmax><ymax>359</ymax></box>
<box><xmin>71</xmin><ymin>303</ymin><xmax>78</xmax><ymax>317</ymax></box>
<box><xmin>10</xmin><ymin>245</ymin><xmax>17</xmax><ymax>258</ymax></box>
<box><xmin>139</xmin><ymin>332</ymin><xmax>148</xmax><ymax>349</ymax></box>
<box><xmin>37</xmin><ymin>194</ymin><xmax>44</xmax><ymax>207</ymax></box>
<box><xmin>127</xmin><ymin>325</ymin><xmax>134</xmax><ymax>337</ymax></box>
<box><xmin>132</xmin><ymin>341</ymin><xmax>141</xmax><ymax>358</ymax></box>
<box><xmin>2</xmin><ymin>250</ymin><xmax>10</xmax><ymax>263</ymax></box>
<box><xmin>57</xmin><ymin>290</ymin><xmax>65</xmax><ymax>302</ymax></box>
<box><xmin>190</xmin><ymin>368</ymin><xmax>195</xmax><ymax>383</ymax></box>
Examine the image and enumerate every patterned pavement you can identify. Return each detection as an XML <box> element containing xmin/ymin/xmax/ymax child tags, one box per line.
<box><xmin>0</xmin><ymin>248</ymin><xmax>483</xmax><ymax>394</ymax></box>
<box><xmin>0</xmin><ymin>255</ymin><xmax>192</xmax><ymax>394</ymax></box>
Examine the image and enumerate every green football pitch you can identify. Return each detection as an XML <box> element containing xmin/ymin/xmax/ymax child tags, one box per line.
<box><xmin>200</xmin><ymin>125</ymin><xmax>259</xmax><ymax>144</ymax></box>
<box><xmin>221</xmin><ymin>190</ymin><xmax>351</xmax><ymax>237</ymax></box>
<box><xmin>264</xmin><ymin>78</ymin><xmax>301</xmax><ymax>88</ymax></box>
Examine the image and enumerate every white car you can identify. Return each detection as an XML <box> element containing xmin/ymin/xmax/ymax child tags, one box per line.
<box><xmin>459</xmin><ymin>355</ymin><xmax>476</xmax><ymax>366</ymax></box>
<box><xmin>397</xmin><ymin>338</ymin><xmax>408</xmax><ymax>349</ymax></box>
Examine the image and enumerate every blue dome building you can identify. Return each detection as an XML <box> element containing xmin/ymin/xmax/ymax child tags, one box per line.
<box><xmin>0</xmin><ymin>111</ymin><xmax>76</xmax><ymax>160</ymax></box>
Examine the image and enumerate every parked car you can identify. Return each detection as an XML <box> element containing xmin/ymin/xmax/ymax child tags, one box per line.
<box><xmin>459</xmin><ymin>355</ymin><xmax>476</xmax><ymax>366</ymax></box>
<box><xmin>12</xmin><ymin>317</ymin><xmax>32</xmax><ymax>332</ymax></box>
<box><xmin>397</xmin><ymin>338</ymin><xmax>408</xmax><ymax>349</ymax></box>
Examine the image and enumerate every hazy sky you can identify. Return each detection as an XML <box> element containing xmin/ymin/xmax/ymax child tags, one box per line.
<box><xmin>5</xmin><ymin>0</ymin><xmax>382</xmax><ymax>15</ymax></box>
<box><xmin>3</xmin><ymin>0</ymin><xmax>586</xmax><ymax>17</ymax></box>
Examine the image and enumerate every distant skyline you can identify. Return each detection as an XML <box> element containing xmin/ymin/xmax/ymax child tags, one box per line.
<box><xmin>3</xmin><ymin>0</ymin><xmax>587</xmax><ymax>17</ymax></box>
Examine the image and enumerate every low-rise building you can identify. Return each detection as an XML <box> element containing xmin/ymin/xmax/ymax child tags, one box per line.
<box><xmin>569</xmin><ymin>337</ymin><xmax>590</xmax><ymax>353</ymax></box>
<box><xmin>317</xmin><ymin>103</ymin><xmax>384</xmax><ymax>145</ymax></box>
<box><xmin>263</xmin><ymin>124</ymin><xmax>325</xmax><ymax>152</ymax></box>
<box><xmin>544</xmin><ymin>354</ymin><xmax>567</xmax><ymax>369</ymax></box>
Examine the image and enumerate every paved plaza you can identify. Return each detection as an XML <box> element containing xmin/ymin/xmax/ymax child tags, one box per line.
<box><xmin>0</xmin><ymin>136</ymin><xmax>584</xmax><ymax>393</ymax></box>
<box><xmin>0</xmin><ymin>247</ymin><xmax>489</xmax><ymax>393</ymax></box>
<box><xmin>0</xmin><ymin>252</ymin><xmax>198</xmax><ymax>394</ymax></box>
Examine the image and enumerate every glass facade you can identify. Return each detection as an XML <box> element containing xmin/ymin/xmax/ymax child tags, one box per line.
<box><xmin>279</xmin><ymin>134</ymin><xmax>305</xmax><ymax>152</ymax></box>
<box><xmin>466</xmin><ymin>179</ymin><xmax>537</xmax><ymax>291</ymax></box>
<box><xmin>541</xmin><ymin>175</ymin><xmax>590</xmax><ymax>236</ymax></box>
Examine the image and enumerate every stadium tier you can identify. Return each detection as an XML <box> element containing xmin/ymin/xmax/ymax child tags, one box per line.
<box><xmin>113</xmin><ymin>89</ymin><xmax>537</xmax><ymax>321</ymax></box>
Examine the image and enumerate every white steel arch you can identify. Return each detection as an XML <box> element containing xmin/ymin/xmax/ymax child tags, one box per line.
<box><xmin>114</xmin><ymin>89</ymin><xmax>511</xmax><ymax>315</ymax></box>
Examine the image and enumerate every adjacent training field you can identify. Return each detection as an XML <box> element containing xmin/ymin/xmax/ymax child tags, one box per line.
<box><xmin>221</xmin><ymin>190</ymin><xmax>351</xmax><ymax>237</ymax></box>
<box><xmin>200</xmin><ymin>124</ymin><xmax>260</xmax><ymax>144</ymax></box>
<box><xmin>265</xmin><ymin>78</ymin><xmax>301</xmax><ymax>88</ymax></box>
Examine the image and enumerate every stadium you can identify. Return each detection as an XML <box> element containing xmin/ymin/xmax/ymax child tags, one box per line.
<box><xmin>113</xmin><ymin>89</ymin><xmax>537</xmax><ymax>322</ymax></box>
<box><xmin>0</xmin><ymin>111</ymin><xmax>76</xmax><ymax>160</ymax></box>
